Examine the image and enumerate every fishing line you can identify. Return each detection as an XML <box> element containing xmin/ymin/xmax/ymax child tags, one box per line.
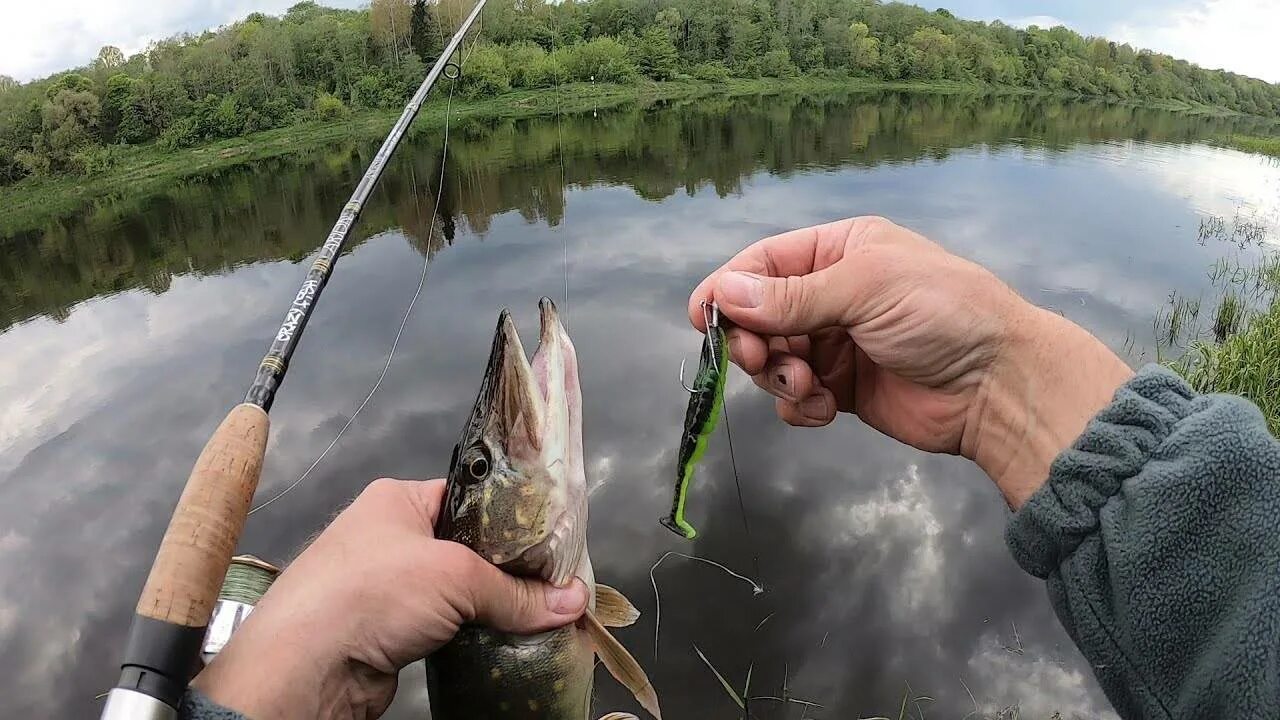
<box><xmin>250</xmin><ymin>54</ymin><xmax>466</xmax><ymax>517</ymax></box>
<box><xmin>550</xmin><ymin>3</ymin><xmax>570</xmax><ymax>320</ymax></box>
<box><xmin>649</xmin><ymin>550</ymin><xmax>763</xmax><ymax>660</ymax></box>
<box><xmin>701</xmin><ymin>301</ymin><xmax>760</xmax><ymax>583</ymax></box>
<box><xmin>218</xmin><ymin>556</ymin><xmax>280</xmax><ymax>605</ymax></box>
<box><xmin>719</xmin><ymin>393</ymin><xmax>761</xmax><ymax>583</ymax></box>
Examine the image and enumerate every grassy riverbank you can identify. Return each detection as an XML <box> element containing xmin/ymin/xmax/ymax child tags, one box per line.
<box><xmin>1221</xmin><ymin>135</ymin><xmax>1280</xmax><ymax>157</ymax></box>
<box><xmin>1162</xmin><ymin>246</ymin><xmax>1280</xmax><ymax>435</ymax></box>
<box><xmin>1177</xmin><ymin>300</ymin><xmax>1280</xmax><ymax>435</ymax></box>
<box><xmin>0</xmin><ymin>76</ymin><xmax>1266</xmax><ymax>238</ymax></box>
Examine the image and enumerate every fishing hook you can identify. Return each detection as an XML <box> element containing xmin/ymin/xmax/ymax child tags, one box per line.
<box><xmin>678</xmin><ymin>358</ymin><xmax>695</xmax><ymax>394</ymax></box>
<box><xmin>678</xmin><ymin>301</ymin><xmax>720</xmax><ymax>394</ymax></box>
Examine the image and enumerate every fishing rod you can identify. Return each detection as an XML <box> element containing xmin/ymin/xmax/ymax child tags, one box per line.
<box><xmin>99</xmin><ymin>2</ymin><xmax>487</xmax><ymax>718</ymax></box>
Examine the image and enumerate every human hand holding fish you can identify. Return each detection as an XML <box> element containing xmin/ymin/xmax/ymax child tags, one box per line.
<box><xmin>191</xmin><ymin>477</ymin><xmax>591</xmax><ymax>720</ymax></box>
<box><xmin>689</xmin><ymin>215</ymin><xmax>1134</xmax><ymax>508</ymax></box>
<box><xmin>187</xmin><ymin>299</ymin><xmax>660</xmax><ymax>720</ymax></box>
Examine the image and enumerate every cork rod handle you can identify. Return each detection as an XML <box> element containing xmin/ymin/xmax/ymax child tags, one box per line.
<box><xmin>136</xmin><ymin>403</ymin><xmax>270</xmax><ymax>627</ymax></box>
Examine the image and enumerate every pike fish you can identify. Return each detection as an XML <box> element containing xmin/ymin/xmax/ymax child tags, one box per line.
<box><xmin>428</xmin><ymin>298</ymin><xmax>661</xmax><ymax>720</ymax></box>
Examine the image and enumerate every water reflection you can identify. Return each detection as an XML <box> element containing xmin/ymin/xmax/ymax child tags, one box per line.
<box><xmin>1</xmin><ymin>91</ymin><xmax>1278</xmax><ymax>719</ymax></box>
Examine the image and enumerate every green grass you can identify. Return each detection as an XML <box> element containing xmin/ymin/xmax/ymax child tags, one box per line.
<box><xmin>1169</xmin><ymin>243</ymin><xmax>1280</xmax><ymax>435</ymax></box>
<box><xmin>1175</xmin><ymin>300</ymin><xmax>1280</xmax><ymax>436</ymax></box>
<box><xmin>1154</xmin><ymin>292</ymin><xmax>1202</xmax><ymax>347</ymax></box>
<box><xmin>1212</xmin><ymin>291</ymin><xmax>1245</xmax><ymax>342</ymax></box>
<box><xmin>1220</xmin><ymin>134</ymin><xmax>1280</xmax><ymax>157</ymax></box>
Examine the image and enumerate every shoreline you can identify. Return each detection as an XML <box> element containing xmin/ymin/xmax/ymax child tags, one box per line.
<box><xmin>0</xmin><ymin>77</ymin><xmax>1268</xmax><ymax>238</ymax></box>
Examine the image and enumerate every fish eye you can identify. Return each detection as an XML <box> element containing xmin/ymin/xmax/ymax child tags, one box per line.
<box><xmin>467</xmin><ymin>450</ymin><xmax>490</xmax><ymax>481</ymax></box>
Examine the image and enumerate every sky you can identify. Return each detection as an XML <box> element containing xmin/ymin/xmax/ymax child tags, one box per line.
<box><xmin>0</xmin><ymin>0</ymin><xmax>1278</xmax><ymax>84</ymax></box>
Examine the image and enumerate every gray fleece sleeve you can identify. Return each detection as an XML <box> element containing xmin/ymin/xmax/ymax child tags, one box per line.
<box><xmin>179</xmin><ymin>688</ymin><xmax>248</xmax><ymax>720</ymax></box>
<box><xmin>1007</xmin><ymin>365</ymin><xmax>1280</xmax><ymax>718</ymax></box>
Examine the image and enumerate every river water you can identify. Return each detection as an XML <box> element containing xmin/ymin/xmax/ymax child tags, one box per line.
<box><xmin>2</xmin><ymin>91</ymin><xmax>1279</xmax><ymax>719</ymax></box>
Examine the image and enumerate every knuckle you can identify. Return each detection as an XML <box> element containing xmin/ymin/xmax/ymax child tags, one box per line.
<box><xmin>364</xmin><ymin>477</ymin><xmax>401</xmax><ymax>498</ymax></box>
<box><xmin>854</xmin><ymin>214</ymin><xmax>892</xmax><ymax>231</ymax></box>
<box><xmin>848</xmin><ymin>215</ymin><xmax>894</xmax><ymax>245</ymax></box>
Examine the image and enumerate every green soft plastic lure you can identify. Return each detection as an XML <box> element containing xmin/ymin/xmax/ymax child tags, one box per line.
<box><xmin>661</xmin><ymin>301</ymin><xmax>729</xmax><ymax>539</ymax></box>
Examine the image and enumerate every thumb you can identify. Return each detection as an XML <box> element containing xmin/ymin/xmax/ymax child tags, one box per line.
<box><xmin>714</xmin><ymin>268</ymin><xmax>849</xmax><ymax>336</ymax></box>
<box><xmin>466</xmin><ymin>559</ymin><xmax>589</xmax><ymax>635</ymax></box>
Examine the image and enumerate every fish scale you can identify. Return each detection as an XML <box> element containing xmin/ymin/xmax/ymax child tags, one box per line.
<box><xmin>427</xmin><ymin>623</ymin><xmax>594</xmax><ymax>719</ymax></box>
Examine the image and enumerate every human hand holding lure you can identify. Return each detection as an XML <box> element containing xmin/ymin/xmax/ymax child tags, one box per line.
<box><xmin>661</xmin><ymin>301</ymin><xmax>731</xmax><ymax>540</ymax></box>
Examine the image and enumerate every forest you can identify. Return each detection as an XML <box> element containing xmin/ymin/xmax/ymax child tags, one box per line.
<box><xmin>1</xmin><ymin>0</ymin><xmax>1279</xmax><ymax>189</ymax></box>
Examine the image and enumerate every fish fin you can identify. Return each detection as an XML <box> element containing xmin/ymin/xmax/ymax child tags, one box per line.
<box><xmin>595</xmin><ymin>584</ymin><xmax>640</xmax><ymax>628</ymax></box>
<box><xmin>596</xmin><ymin>714</ymin><xmax>639</xmax><ymax>720</ymax></box>
<box><xmin>584</xmin><ymin>610</ymin><xmax>662</xmax><ymax>720</ymax></box>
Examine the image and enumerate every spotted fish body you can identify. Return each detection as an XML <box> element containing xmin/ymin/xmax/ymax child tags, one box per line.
<box><xmin>429</xmin><ymin>299</ymin><xmax>658</xmax><ymax>720</ymax></box>
<box><xmin>661</xmin><ymin>317</ymin><xmax>728</xmax><ymax>540</ymax></box>
<box><xmin>427</xmin><ymin>620</ymin><xmax>594</xmax><ymax>719</ymax></box>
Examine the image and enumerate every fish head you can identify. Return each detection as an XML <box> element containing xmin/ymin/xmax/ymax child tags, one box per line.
<box><xmin>439</xmin><ymin>298</ymin><xmax>587</xmax><ymax>587</ymax></box>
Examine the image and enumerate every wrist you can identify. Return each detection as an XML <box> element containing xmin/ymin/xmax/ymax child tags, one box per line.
<box><xmin>964</xmin><ymin>304</ymin><xmax>1133</xmax><ymax>508</ymax></box>
<box><xmin>192</xmin><ymin>598</ymin><xmax>386</xmax><ymax>720</ymax></box>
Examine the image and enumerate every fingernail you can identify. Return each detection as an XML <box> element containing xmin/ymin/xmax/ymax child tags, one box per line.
<box><xmin>545</xmin><ymin>580</ymin><xmax>587</xmax><ymax>615</ymax></box>
<box><xmin>719</xmin><ymin>272</ymin><xmax>763</xmax><ymax>308</ymax></box>
<box><xmin>800</xmin><ymin>394</ymin><xmax>829</xmax><ymax>419</ymax></box>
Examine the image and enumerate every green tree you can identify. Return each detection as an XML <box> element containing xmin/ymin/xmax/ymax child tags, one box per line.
<box><xmin>655</xmin><ymin>8</ymin><xmax>683</xmax><ymax>44</ymax></box>
<box><xmin>628</xmin><ymin>27</ymin><xmax>679</xmax><ymax>80</ymax></box>
<box><xmin>371</xmin><ymin>0</ymin><xmax>412</xmax><ymax>66</ymax></box>
<box><xmin>96</xmin><ymin>45</ymin><xmax>126</xmax><ymax>70</ymax></box>
<box><xmin>906</xmin><ymin>27</ymin><xmax>958</xmax><ymax>79</ymax></box>
<box><xmin>100</xmin><ymin>74</ymin><xmax>138</xmax><ymax>143</ymax></box>
<box><xmin>45</xmin><ymin>73</ymin><xmax>93</xmax><ymax>99</ymax></box>
<box><xmin>409</xmin><ymin>0</ymin><xmax>435</xmax><ymax>61</ymax></box>
<box><xmin>28</xmin><ymin>90</ymin><xmax>101</xmax><ymax>173</ymax></box>
<box><xmin>847</xmin><ymin>22</ymin><xmax>881</xmax><ymax>73</ymax></box>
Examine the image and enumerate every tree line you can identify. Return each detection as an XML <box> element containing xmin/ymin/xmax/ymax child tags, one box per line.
<box><xmin>1</xmin><ymin>0</ymin><xmax>1278</xmax><ymax>189</ymax></box>
<box><xmin>7</xmin><ymin>90</ymin><xmax>1274</xmax><ymax>330</ymax></box>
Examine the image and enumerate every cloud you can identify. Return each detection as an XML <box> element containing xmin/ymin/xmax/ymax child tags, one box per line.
<box><xmin>1109</xmin><ymin>0</ymin><xmax>1280</xmax><ymax>83</ymax></box>
<box><xmin>1007</xmin><ymin>14</ymin><xmax>1069</xmax><ymax>29</ymax></box>
<box><xmin>0</xmin><ymin>0</ymin><xmax>363</xmax><ymax>82</ymax></box>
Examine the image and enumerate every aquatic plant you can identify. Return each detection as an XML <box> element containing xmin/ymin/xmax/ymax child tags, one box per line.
<box><xmin>1222</xmin><ymin>135</ymin><xmax>1280</xmax><ymax>159</ymax></box>
<box><xmin>1175</xmin><ymin>299</ymin><xmax>1280</xmax><ymax>436</ymax></box>
<box><xmin>1213</xmin><ymin>291</ymin><xmax>1244</xmax><ymax>342</ymax></box>
<box><xmin>1154</xmin><ymin>292</ymin><xmax>1201</xmax><ymax>347</ymax></box>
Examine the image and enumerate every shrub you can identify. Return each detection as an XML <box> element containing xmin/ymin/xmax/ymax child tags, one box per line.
<box><xmin>759</xmin><ymin>49</ymin><xmax>798</xmax><ymax>78</ymax></box>
<box><xmin>313</xmin><ymin>92</ymin><xmax>350</xmax><ymax>121</ymax></box>
<box><xmin>555</xmin><ymin>37</ymin><xmax>637</xmax><ymax>83</ymax></box>
<box><xmin>157</xmin><ymin>116</ymin><xmax>200</xmax><ymax>151</ymax></box>
<box><xmin>351</xmin><ymin>74</ymin><xmax>385</xmax><ymax>110</ymax></box>
<box><xmin>504</xmin><ymin>43</ymin><xmax>560</xmax><ymax>89</ymax></box>
<box><xmin>72</xmin><ymin>144</ymin><xmax>121</xmax><ymax>175</ymax></box>
<box><xmin>691</xmin><ymin>61</ymin><xmax>730</xmax><ymax>82</ymax></box>
<box><xmin>460</xmin><ymin>45</ymin><xmax>511</xmax><ymax>98</ymax></box>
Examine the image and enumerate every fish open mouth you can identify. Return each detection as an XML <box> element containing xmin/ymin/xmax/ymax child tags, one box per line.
<box><xmin>441</xmin><ymin>298</ymin><xmax>588</xmax><ymax>587</ymax></box>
